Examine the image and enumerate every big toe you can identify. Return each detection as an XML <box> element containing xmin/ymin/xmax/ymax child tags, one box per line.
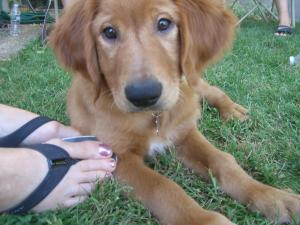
<box><xmin>46</xmin><ymin>139</ymin><xmax>113</xmax><ymax>160</ymax></box>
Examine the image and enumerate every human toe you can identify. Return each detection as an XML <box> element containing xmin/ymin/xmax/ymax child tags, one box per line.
<box><xmin>77</xmin><ymin>158</ymin><xmax>116</xmax><ymax>172</ymax></box>
<box><xmin>69</xmin><ymin>183</ymin><xmax>97</xmax><ymax>197</ymax></box>
<box><xmin>78</xmin><ymin>169</ymin><xmax>112</xmax><ymax>183</ymax></box>
<box><xmin>61</xmin><ymin>196</ymin><xmax>89</xmax><ymax>209</ymax></box>
<box><xmin>47</xmin><ymin>139</ymin><xmax>113</xmax><ymax>160</ymax></box>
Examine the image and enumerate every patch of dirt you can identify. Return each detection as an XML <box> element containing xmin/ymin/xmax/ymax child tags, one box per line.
<box><xmin>0</xmin><ymin>24</ymin><xmax>41</xmax><ymax>61</ymax></box>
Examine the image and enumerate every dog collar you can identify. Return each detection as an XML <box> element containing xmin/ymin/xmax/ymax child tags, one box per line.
<box><xmin>152</xmin><ymin>112</ymin><xmax>161</xmax><ymax>136</ymax></box>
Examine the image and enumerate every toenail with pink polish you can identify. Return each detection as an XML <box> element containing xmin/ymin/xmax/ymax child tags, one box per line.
<box><xmin>99</xmin><ymin>144</ymin><xmax>112</xmax><ymax>157</ymax></box>
<box><xmin>110</xmin><ymin>159</ymin><xmax>116</xmax><ymax>168</ymax></box>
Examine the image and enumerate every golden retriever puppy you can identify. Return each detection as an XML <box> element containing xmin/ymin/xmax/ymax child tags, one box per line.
<box><xmin>50</xmin><ymin>0</ymin><xmax>300</xmax><ymax>224</ymax></box>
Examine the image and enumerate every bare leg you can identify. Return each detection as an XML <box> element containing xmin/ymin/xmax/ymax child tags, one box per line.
<box><xmin>276</xmin><ymin>0</ymin><xmax>291</xmax><ymax>26</ymax></box>
<box><xmin>195</xmin><ymin>79</ymin><xmax>248</xmax><ymax>121</ymax></box>
<box><xmin>275</xmin><ymin>0</ymin><xmax>292</xmax><ymax>36</ymax></box>
<box><xmin>177</xmin><ymin>128</ymin><xmax>300</xmax><ymax>224</ymax></box>
<box><xmin>116</xmin><ymin>152</ymin><xmax>235</xmax><ymax>225</ymax></box>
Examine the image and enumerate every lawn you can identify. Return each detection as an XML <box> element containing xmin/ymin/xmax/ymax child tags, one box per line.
<box><xmin>0</xmin><ymin>18</ymin><xmax>299</xmax><ymax>225</ymax></box>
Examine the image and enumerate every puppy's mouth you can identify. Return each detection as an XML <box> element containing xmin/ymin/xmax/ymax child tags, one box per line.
<box><xmin>126</xmin><ymin>102</ymin><xmax>164</xmax><ymax>113</ymax></box>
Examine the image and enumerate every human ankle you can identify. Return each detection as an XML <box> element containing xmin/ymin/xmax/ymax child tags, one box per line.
<box><xmin>279</xmin><ymin>17</ymin><xmax>291</xmax><ymax>26</ymax></box>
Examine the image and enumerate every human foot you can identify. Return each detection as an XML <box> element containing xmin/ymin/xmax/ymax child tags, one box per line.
<box><xmin>275</xmin><ymin>17</ymin><xmax>292</xmax><ymax>36</ymax></box>
<box><xmin>0</xmin><ymin>139</ymin><xmax>116</xmax><ymax>213</ymax></box>
<box><xmin>275</xmin><ymin>25</ymin><xmax>293</xmax><ymax>36</ymax></box>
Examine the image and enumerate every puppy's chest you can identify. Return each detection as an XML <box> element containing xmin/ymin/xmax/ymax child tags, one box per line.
<box><xmin>146</xmin><ymin>115</ymin><xmax>193</xmax><ymax>157</ymax></box>
<box><xmin>148</xmin><ymin>138</ymin><xmax>173</xmax><ymax>156</ymax></box>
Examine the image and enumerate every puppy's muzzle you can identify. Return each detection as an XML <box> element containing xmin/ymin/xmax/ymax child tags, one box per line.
<box><xmin>125</xmin><ymin>79</ymin><xmax>162</xmax><ymax>108</ymax></box>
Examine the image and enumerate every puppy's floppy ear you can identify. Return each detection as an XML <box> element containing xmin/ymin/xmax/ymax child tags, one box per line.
<box><xmin>49</xmin><ymin>0</ymin><xmax>101</xmax><ymax>86</ymax></box>
<box><xmin>176</xmin><ymin>0</ymin><xmax>236</xmax><ymax>86</ymax></box>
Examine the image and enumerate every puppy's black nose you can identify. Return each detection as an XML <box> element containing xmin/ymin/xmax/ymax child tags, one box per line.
<box><xmin>125</xmin><ymin>79</ymin><xmax>162</xmax><ymax>108</ymax></box>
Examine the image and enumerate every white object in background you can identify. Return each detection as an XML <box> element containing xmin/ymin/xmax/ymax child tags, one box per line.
<box><xmin>10</xmin><ymin>3</ymin><xmax>21</xmax><ymax>36</ymax></box>
<box><xmin>289</xmin><ymin>54</ymin><xmax>300</xmax><ymax>66</ymax></box>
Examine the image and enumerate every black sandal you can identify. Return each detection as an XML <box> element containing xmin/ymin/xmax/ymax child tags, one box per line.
<box><xmin>0</xmin><ymin>116</ymin><xmax>80</xmax><ymax>214</ymax></box>
<box><xmin>0</xmin><ymin>116</ymin><xmax>53</xmax><ymax>147</ymax></box>
<box><xmin>275</xmin><ymin>25</ymin><xmax>293</xmax><ymax>36</ymax></box>
<box><xmin>4</xmin><ymin>143</ymin><xmax>79</xmax><ymax>214</ymax></box>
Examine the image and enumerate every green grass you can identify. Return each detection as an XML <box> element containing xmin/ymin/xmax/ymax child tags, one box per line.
<box><xmin>0</xmin><ymin>19</ymin><xmax>300</xmax><ymax>225</ymax></box>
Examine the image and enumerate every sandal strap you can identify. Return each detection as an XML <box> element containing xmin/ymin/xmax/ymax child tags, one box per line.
<box><xmin>0</xmin><ymin>116</ymin><xmax>53</xmax><ymax>147</ymax></box>
<box><xmin>4</xmin><ymin>144</ymin><xmax>80</xmax><ymax>214</ymax></box>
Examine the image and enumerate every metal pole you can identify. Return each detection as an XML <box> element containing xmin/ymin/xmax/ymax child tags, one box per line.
<box><xmin>291</xmin><ymin>0</ymin><xmax>295</xmax><ymax>27</ymax></box>
<box><xmin>54</xmin><ymin>0</ymin><xmax>59</xmax><ymax>21</ymax></box>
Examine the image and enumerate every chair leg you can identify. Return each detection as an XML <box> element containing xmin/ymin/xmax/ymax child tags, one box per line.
<box><xmin>291</xmin><ymin>0</ymin><xmax>295</xmax><ymax>27</ymax></box>
<box><xmin>256</xmin><ymin>0</ymin><xmax>278</xmax><ymax>20</ymax></box>
<box><xmin>236</xmin><ymin>5</ymin><xmax>258</xmax><ymax>25</ymax></box>
<box><xmin>254</xmin><ymin>0</ymin><xmax>269</xmax><ymax>21</ymax></box>
<box><xmin>53</xmin><ymin>0</ymin><xmax>59</xmax><ymax>22</ymax></box>
<box><xmin>234</xmin><ymin>0</ymin><xmax>278</xmax><ymax>25</ymax></box>
<box><xmin>230</xmin><ymin>0</ymin><xmax>239</xmax><ymax>9</ymax></box>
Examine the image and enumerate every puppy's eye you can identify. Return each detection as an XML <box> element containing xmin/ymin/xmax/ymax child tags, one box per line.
<box><xmin>102</xmin><ymin>26</ymin><xmax>118</xmax><ymax>40</ymax></box>
<box><xmin>157</xmin><ymin>18</ymin><xmax>172</xmax><ymax>32</ymax></box>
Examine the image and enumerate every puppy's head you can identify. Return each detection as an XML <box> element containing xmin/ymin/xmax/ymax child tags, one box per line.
<box><xmin>50</xmin><ymin>0</ymin><xmax>236</xmax><ymax>113</ymax></box>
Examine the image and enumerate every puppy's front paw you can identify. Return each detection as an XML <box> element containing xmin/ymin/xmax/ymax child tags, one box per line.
<box><xmin>202</xmin><ymin>213</ymin><xmax>236</xmax><ymax>225</ymax></box>
<box><xmin>220</xmin><ymin>103</ymin><xmax>248</xmax><ymax>121</ymax></box>
<box><xmin>175</xmin><ymin>211</ymin><xmax>235</xmax><ymax>225</ymax></box>
<box><xmin>249</xmin><ymin>186</ymin><xmax>300</xmax><ymax>224</ymax></box>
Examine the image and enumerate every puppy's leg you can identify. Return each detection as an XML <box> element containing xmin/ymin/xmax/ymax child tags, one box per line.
<box><xmin>116</xmin><ymin>152</ymin><xmax>235</xmax><ymax>225</ymax></box>
<box><xmin>177</xmin><ymin>128</ymin><xmax>300</xmax><ymax>224</ymax></box>
<box><xmin>195</xmin><ymin>79</ymin><xmax>248</xmax><ymax>121</ymax></box>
